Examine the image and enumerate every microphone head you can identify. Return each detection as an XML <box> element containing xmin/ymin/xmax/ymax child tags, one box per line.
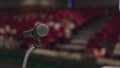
<box><xmin>35</xmin><ymin>24</ymin><xmax>49</xmax><ymax>37</ymax></box>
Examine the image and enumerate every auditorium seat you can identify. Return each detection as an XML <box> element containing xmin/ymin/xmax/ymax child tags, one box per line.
<box><xmin>86</xmin><ymin>15</ymin><xmax>120</xmax><ymax>57</ymax></box>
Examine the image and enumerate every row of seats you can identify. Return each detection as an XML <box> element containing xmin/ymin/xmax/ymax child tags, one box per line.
<box><xmin>0</xmin><ymin>8</ymin><xmax>110</xmax><ymax>50</ymax></box>
<box><xmin>86</xmin><ymin>15</ymin><xmax>120</xmax><ymax>57</ymax></box>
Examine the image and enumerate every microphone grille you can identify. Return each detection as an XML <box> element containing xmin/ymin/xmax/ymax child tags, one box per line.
<box><xmin>35</xmin><ymin>24</ymin><xmax>49</xmax><ymax>37</ymax></box>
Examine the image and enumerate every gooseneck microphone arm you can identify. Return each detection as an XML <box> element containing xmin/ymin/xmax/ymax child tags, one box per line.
<box><xmin>22</xmin><ymin>37</ymin><xmax>41</xmax><ymax>68</ymax></box>
<box><xmin>22</xmin><ymin>23</ymin><xmax>49</xmax><ymax>68</ymax></box>
<box><xmin>22</xmin><ymin>45</ymin><xmax>35</xmax><ymax>68</ymax></box>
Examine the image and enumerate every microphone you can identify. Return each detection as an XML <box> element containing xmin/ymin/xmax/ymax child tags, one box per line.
<box><xmin>23</xmin><ymin>23</ymin><xmax>49</xmax><ymax>38</ymax></box>
<box><xmin>22</xmin><ymin>23</ymin><xmax>49</xmax><ymax>68</ymax></box>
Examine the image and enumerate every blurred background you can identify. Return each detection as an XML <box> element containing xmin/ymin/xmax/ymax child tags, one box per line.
<box><xmin>0</xmin><ymin>0</ymin><xmax>119</xmax><ymax>68</ymax></box>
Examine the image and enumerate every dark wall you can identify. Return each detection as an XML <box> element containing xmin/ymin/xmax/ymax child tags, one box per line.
<box><xmin>54</xmin><ymin>0</ymin><xmax>67</xmax><ymax>8</ymax></box>
<box><xmin>75</xmin><ymin>0</ymin><xmax>118</xmax><ymax>8</ymax></box>
<box><xmin>0</xmin><ymin>0</ymin><xmax>118</xmax><ymax>9</ymax></box>
<box><xmin>0</xmin><ymin>0</ymin><xmax>67</xmax><ymax>9</ymax></box>
<box><xmin>0</xmin><ymin>0</ymin><xmax>36</xmax><ymax>9</ymax></box>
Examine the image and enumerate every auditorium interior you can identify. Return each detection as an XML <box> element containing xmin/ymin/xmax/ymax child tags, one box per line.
<box><xmin>0</xmin><ymin>0</ymin><xmax>119</xmax><ymax>68</ymax></box>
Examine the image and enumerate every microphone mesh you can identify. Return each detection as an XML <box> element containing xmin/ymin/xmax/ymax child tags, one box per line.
<box><xmin>35</xmin><ymin>24</ymin><xmax>49</xmax><ymax>37</ymax></box>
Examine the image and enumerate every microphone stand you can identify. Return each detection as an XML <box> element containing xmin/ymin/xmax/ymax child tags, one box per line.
<box><xmin>22</xmin><ymin>37</ymin><xmax>41</xmax><ymax>68</ymax></box>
